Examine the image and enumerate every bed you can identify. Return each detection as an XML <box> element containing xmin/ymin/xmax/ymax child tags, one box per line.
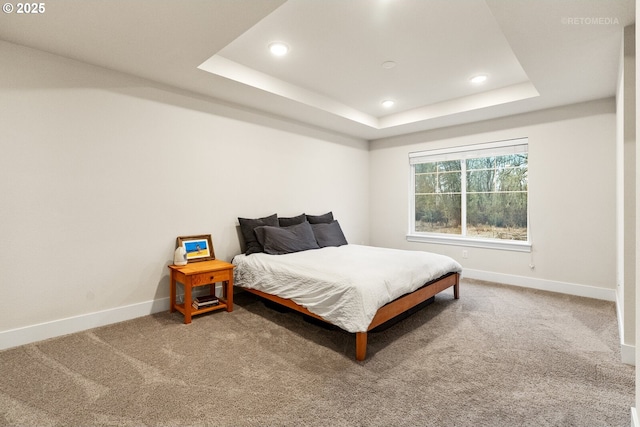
<box><xmin>233</xmin><ymin>213</ymin><xmax>462</xmax><ymax>361</ymax></box>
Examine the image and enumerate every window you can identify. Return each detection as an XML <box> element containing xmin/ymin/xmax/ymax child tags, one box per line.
<box><xmin>408</xmin><ymin>138</ymin><xmax>530</xmax><ymax>251</ymax></box>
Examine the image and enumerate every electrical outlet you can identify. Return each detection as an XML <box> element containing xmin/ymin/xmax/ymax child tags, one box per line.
<box><xmin>462</xmin><ymin>250</ymin><xmax>468</xmax><ymax>259</ymax></box>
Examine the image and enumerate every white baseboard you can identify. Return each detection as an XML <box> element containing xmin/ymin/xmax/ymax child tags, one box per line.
<box><xmin>0</xmin><ymin>297</ymin><xmax>170</xmax><ymax>351</ymax></box>
<box><xmin>0</xmin><ymin>271</ymin><xmax>626</xmax><ymax>353</ymax></box>
<box><xmin>616</xmin><ymin>290</ymin><xmax>636</xmax><ymax>365</ymax></box>
<box><xmin>620</xmin><ymin>340</ymin><xmax>636</xmax><ymax>366</ymax></box>
<box><xmin>462</xmin><ymin>268</ymin><xmax>617</xmax><ymax>301</ymax></box>
<box><xmin>631</xmin><ymin>407</ymin><xmax>638</xmax><ymax>427</ymax></box>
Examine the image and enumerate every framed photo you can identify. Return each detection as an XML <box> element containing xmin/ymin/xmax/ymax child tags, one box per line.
<box><xmin>176</xmin><ymin>234</ymin><xmax>215</xmax><ymax>262</ymax></box>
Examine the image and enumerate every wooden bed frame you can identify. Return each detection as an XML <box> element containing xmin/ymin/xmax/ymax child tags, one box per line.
<box><xmin>241</xmin><ymin>272</ymin><xmax>460</xmax><ymax>361</ymax></box>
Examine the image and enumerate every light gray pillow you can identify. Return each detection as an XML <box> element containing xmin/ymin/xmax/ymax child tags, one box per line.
<box><xmin>255</xmin><ymin>221</ymin><xmax>320</xmax><ymax>255</ymax></box>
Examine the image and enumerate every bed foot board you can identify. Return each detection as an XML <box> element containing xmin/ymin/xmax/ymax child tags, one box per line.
<box><xmin>355</xmin><ymin>272</ymin><xmax>460</xmax><ymax>360</ymax></box>
<box><xmin>355</xmin><ymin>332</ymin><xmax>367</xmax><ymax>361</ymax></box>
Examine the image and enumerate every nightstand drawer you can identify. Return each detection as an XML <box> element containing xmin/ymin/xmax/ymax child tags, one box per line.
<box><xmin>191</xmin><ymin>270</ymin><xmax>231</xmax><ymax>285</ymax></box>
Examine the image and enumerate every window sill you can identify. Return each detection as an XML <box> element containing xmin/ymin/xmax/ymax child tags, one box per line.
<box><xmin>406</xmin><ymin>233</ymin><xmax>532</xmax><ymax>252</ymax></box>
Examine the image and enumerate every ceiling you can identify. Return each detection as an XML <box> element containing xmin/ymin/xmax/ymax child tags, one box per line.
<box><xmin>0</xmin><ymin>0</ymin><xmax>634</xmax><ymax>140</ymax></box>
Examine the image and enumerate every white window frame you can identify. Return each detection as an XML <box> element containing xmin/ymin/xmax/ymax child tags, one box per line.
<box><xmin>407</xmin><ymin>138</ymin><xmax>531</xmax><ymax>252</ymax></box>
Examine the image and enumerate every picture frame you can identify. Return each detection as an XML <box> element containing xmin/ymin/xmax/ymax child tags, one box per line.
<box><xmin>176</xmin><ymin>234</ymin><xmax>215</xmax><ymax>262</ymax></box>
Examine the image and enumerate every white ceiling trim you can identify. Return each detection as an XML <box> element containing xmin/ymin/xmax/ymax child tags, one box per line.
<box><xmin>379</xmin><ymin>82</ymin><xmax>540</xmax><ymax>129</ymax></box>
<box><xmin>198</xmin><ymin>54</ymin><xmax>379</xmax><ymax>128</ymax></box>
<box><xmin>199</xmin><ymin>55</ymin><xmax>539</xmax><ymax>131</ymax></box>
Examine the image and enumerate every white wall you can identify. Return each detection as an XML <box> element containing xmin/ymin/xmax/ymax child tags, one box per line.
<box><xmin>617</xmin><ymin>24</ymin><xmax>636</xmax><ymax>365</ymax></box>
<box><xmin>0</xmin><ymin>38</ymin><xmax>622</xmax><ymax>351</ymax></box>
<box><xmin>0</xmin><ymin>40</ymin><xmax>369</xmax><ymax>347</ymax></box>
<box><xmin>370</xmin><ymin>99</ymin><xmax>617</xmax><ymax>297</ymax></box>
<box><xmin>625</xmin><ymin>0</ymin><xmax>640</xmax><ymax>426</ymax></box>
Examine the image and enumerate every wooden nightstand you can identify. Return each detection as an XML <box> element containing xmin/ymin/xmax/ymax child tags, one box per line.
<box><xmin>168</xmin><ymin>259</ymin><xmax>235</xmax><ymax>324</ymax></box>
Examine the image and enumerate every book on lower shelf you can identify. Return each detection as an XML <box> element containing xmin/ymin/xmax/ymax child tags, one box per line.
<box><xmin>192</xmin><ymin>295</ymin><xmax>219</xmax><ymax>310</ymax></box>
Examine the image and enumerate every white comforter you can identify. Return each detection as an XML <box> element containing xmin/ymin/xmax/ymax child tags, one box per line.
<box><xmin>232</xmin><ymin>245</ymin><xmax>462</xmax><ymax>333</ymax></box>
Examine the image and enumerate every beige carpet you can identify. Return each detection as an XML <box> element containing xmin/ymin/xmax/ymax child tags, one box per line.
<box><xmin>0</xmin><ymin>279</ymin><xmax>634</xmax><ymax>427</ymax></box>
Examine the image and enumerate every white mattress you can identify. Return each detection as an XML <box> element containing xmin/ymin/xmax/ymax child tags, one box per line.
<box><xmin>232</xmin><ymin>244</ymin><xmax>462</xmax><ymax>332</ymax></box>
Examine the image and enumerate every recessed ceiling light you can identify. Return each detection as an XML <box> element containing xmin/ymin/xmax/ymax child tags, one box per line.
<box><xmin>381</xmin><ymin>100</ymin><xmax>395</xmax><ymax>108</ymax></box>
<box><xmin>470</xmin><ymin>74</ymin><xmax>488</xmax><ymax>84</ymax></box>
<box><xmin>269</xmin><ymin>42</ymin><xmax>289</xmax><ymax>57</ymax></box>
<box><xmin>381</xmin><ymin>61</ymin><xmax>397</xmax><ymax>69</ymax></box>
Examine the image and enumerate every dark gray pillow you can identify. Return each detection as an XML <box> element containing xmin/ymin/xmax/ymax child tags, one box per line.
<box><xmin>278</xmin><ymin>213</ymin><xmax>306</xmax><ymax>227</ymax></box>
<box><xmin>238</xmin><ymin>214</ymin><xmax>278</xmax><ymax>255</ymax></box>
<box><xmin>311</xmin><ymin>220</ymin><xmax>348</xmax><ymax>247</ymax></box>
<box><xmin>306</xmin><ymin>211</ymin><xmax>334</xmax><ymax>224</ymax></box>
<box><xmin>255</xmin><ymin>222</ymin><xmax>320</xmax><ymax>255</ymax></box>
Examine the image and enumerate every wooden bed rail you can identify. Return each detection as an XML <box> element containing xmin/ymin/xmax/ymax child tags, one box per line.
<box><xmin>241</xmin><ymin>272</ymin><xmax>460</xmax><ymax>361</ymax></box>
